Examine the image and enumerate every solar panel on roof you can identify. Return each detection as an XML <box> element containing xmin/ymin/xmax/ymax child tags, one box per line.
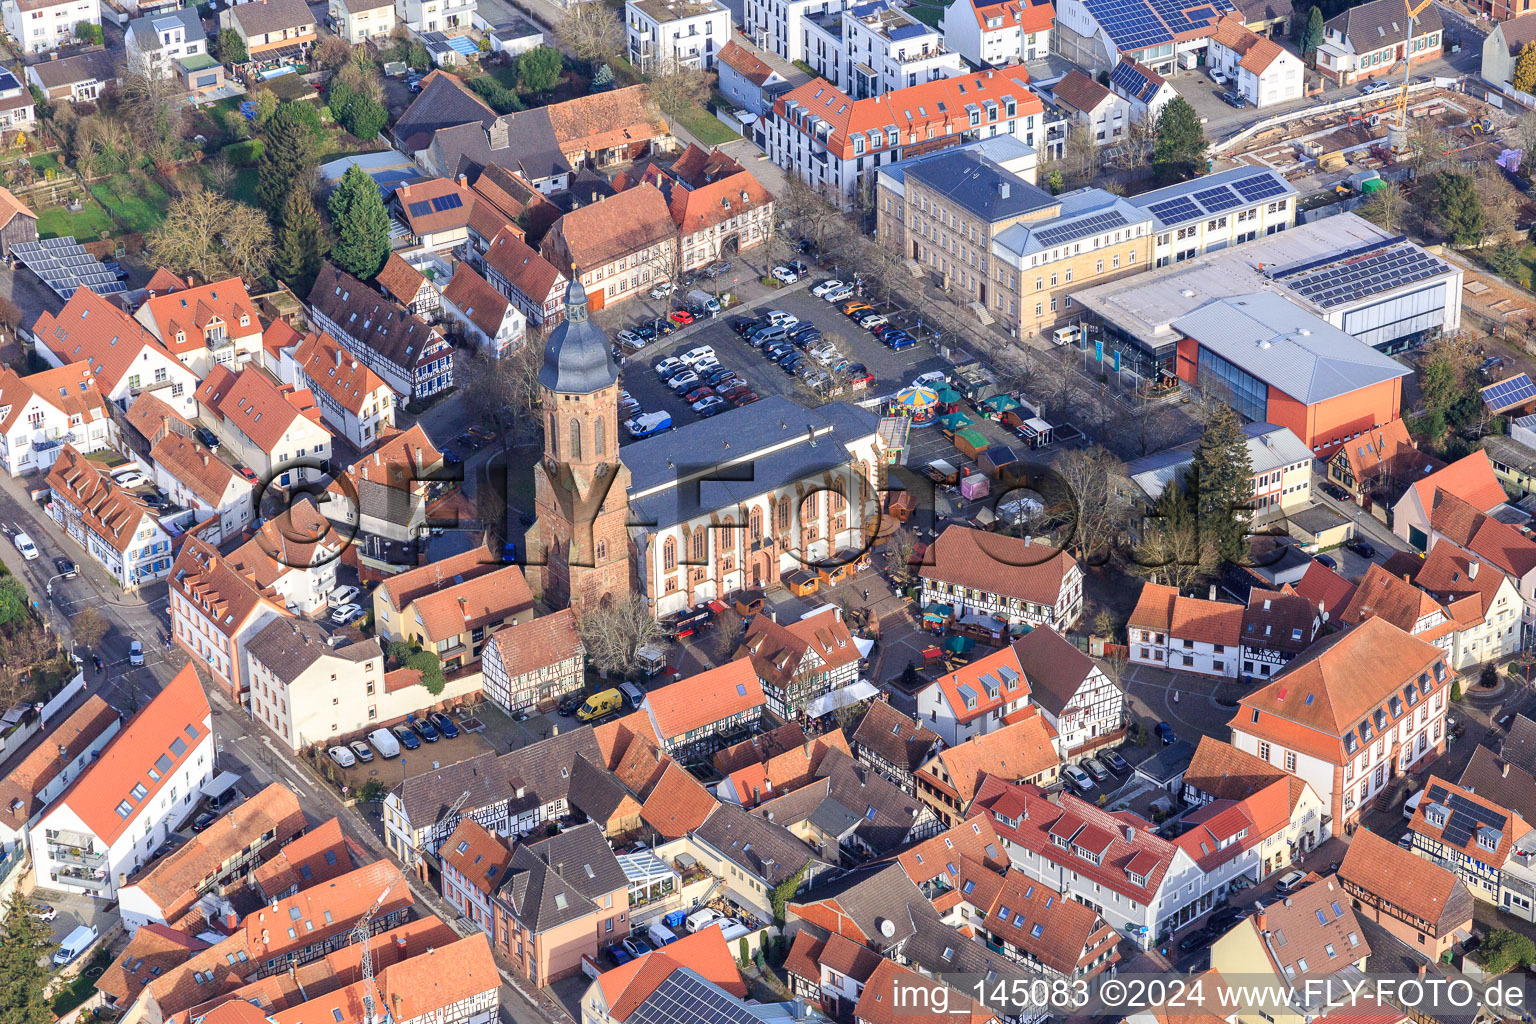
<box><xmin>1482</xmin><ymin>373</ymin><xmax>1536</xmax><ymax>412</ymax></box>
<box><xmin>12</xmin><ymin>235</ymin><xmax>127</xmax><ymax>298</ymax></box>
<box><xmin>407</xmin><ymin>200</ymin><xmax>433</xmax><ymax>217</ymax></box>
<box><xmin>1193</xmin><ymin>185</ymin><xmax>1241</xmax><ymax>213</ymax></box>
<box><xmin>430</xmin><ymin>193</ymin><xmax>463</xmax><ymax>213</ymax></box>
<box><xmin>1147</xmin><ymin>196</ymin><xmax>1202</xmax><ymax>225</ymax></box>
<box><xmin>1282</xmin><ymin>244</ymin><xmax>1448</xmax><ymax>308</ymax></box>
<box><xmin>1034</xmin><ymin>210</ymin><xmax>1128</xmax><ymax>249</ymax></box>
<box><xmin>1426</xmin><ymin>783</ymin><xmax>1508</xmax><ymax>850</ymax></box>
<box><xmin>1232</xmin><ymin>173</ymin><xmax>1288</xmax><ymax>202</ymax></box>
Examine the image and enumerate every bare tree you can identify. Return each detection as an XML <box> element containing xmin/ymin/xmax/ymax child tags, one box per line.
<box><xmin>147</xmin><ymin>187</ymin><xmax>274</xmax><ymax>285</ymax></box>
<box><xmin>1130</xmin><ymin>488</ymin><xmax>1219</xmax><ymax>591</ymax></box>
<box><xmin>1032</xmin><ymin>352</ymin><xmax>1085</xmax><ymax>422</ymax></box>
<box><xmin>1359</xmin><ymin>181</ymin><xmax>1407</xmax><ymax>233</ymax></box>
<box><xmin>72</xmin><ymin>607</ymin><xmax>109</xmax><ymax>650</ymax></box>
<box><xmin>1114</xmin><ymin>398</ymin><xmax>1181</xmax><ymax>459</ymax></box>
<box><xmin>647</xmin><ymin>65</ymin><xmax>712</xmax><ymax>124</ymax></box>
<box><xmin>887</xmin><ymin>526</ymin><xmax>918</xmax><ymax>590</ymax></box>
<box><xmin>711</xmin><ymin>605</ymin><xmax>744</xmax><ymax>661</ymax></box>
<box><xmin>1062</xmin><ymin>122</ymin><xmax>1098</xmax><ymax>188</ymax></box>
<box><xmin>576</xmin><ymin>597</ymin><xmax>664</xmax><ymax>679</ymax></box>
<box><xmin>205</xmin><ymin>152</ymin><xmax>236</xmax><ymax>193</ymax></box>
<box><xmin>1038</xmin><ymin>445</ymin><xmax>1132</xmax><ymax>561</ymax></box>
<box><xmin>1119</xmin><ymin>118</ymin><xmax>1154</xmax><ymax>174</ymax></box>
<box><xmin>557</xmin><ymin>2</ymin><xmax>623</xmax><ymax>67</ymax></box>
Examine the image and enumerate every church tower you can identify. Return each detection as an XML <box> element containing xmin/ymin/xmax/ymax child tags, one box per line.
<box><xmin>525</xmin><ymin>276</ymin><xmax>633</xmax><ymax>614</ymax></box>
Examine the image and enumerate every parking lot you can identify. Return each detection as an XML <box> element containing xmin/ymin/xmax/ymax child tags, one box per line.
<box><xmin>615</xmin><ymin>280</ymin><xmax>953</xmax><ymax>446</ymax></box>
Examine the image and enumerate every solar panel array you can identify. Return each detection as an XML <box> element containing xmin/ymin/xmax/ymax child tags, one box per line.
<box><xmin>407</xmin><ymin>200</ymin><xmax>432</xmax><ymax>217</ymax></box>
<box><xmin>1034</xmin><ymin>210</ymin><xmax>1128</xmax><ymax>249</ymax></box>
<box><xmin>1234</xmin><ymin>174</ymin><xmax>1288</xmax><ymax>202</ymax></box>
<box><xmin>12</xmin><ymin>237</ymin><xmax>126</xmax><ymax>298</ymax></box>
<box><xmin>1088</xmin><ymin>0</ymin><xmax>1171</xmax><ymax>50</ymax></box>
<box><xmin>1282</xmin><ymin>244</ymin><xmax>1447</xmax><ymax>308</ymax></box>
<box><xmin>1481</xmin><ymin>373</ymin><xmax>1536</xmax><ymax>412</ymax></box>
<box><xmin>1110</xmin><ymin>59</ymin><xmax>1154</xmax><ymax>102</ymax></box>
<box><xmin>1147</xmin><ymin>196</ymin><xmax>1201</xmax><ymax>224</ymax></box>
<box><xmin>432</xmin><ymin>192</ymin><xmax>463</xmax><ymax>213</ymax></box>
<box><xmin>1425</xmin><ymin>783</ymin><xmax>1508</xmax><ymax>850</ymax></box>
<box><xmin>627</xmin><ymin>972</ymin><xmax>764</xmax><ymax>1024</ymax></box>
<box><xmin>1193</xmin><ymin>185</ymin><xmax>1242</xmax><ymax>213</ymax></box>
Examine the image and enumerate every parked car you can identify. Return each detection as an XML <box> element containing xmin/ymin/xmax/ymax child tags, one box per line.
<box><xmin>53</xmin><ymin>556</ymin><xmax>77</xmax><ymax>579</ymax></box>
<box><xmin>348</xmin><ymin>740</ymin><xmax>374</xmax><ymax>763</ymax></box>
<box><xmin>1103</xmin><ymin>750</ymin><xmax>1131</xmax><ymax>773</ymax></box>
<box><xmin>192</xmin><ymin>812</ymin><xmax>218</xmax><ymax>831</ymax></box>
<box><xmin>622</xmin><ymin>936</ymin><xmax>653</xmax><ymax>957</ymax></box>
<box><xmin>1319</xmin><ymin>482</ymin><xmax>1352</xmax><ymax>502</ymax></box>
<box><xmin>680</xmin><ymin>345</ymin><xmax>716</xmax><ymax>365</ymax></box>
<box><xmin>731</xmin><ymin>316</ymin><xmax>764</xmax><ymax>337</ymax></box>
<box><xmin>27</xmin><ymin>903</ymin><xmax>57</xmax><ymax>923</ymax></box>
<box><xmin>844</xmin><ymin>364</ymin><xmax>874</xmax><ymax>387</ymax></box>
<box><xmin>1178</xmin><ymin>926</ymin><xmax>1216</xmax><ymax>952</ymax></box>
<box><xmin>1479</xmin><ymin>355</ymin><xmax>1506</xmax><ymax>378</ymax></box>
<box><xmin>327</xmin><ymin>745</ymin><xmax>356</xmax><ymax>769</ymax></box>
<box><xmin>667</xmin><ymin>370</ymin><xmax>702</xmax><ymax>392</ymax></box>
<box><xmin>430</xmin><ymin>712</ymin><xmax>461</xmax><ymax>738</ymax></box>
<box><xmin>693</xmin><ymin>396</ymin><xmax>728</xmax><ymax>417</ymax></box>
<box><xmin>704</xmin><ymin>367</ymin><xmax>738</xmax><ymax>386</ymax></box>
<box><xmin>823</xmin><ymin>285</ymin><xmax>854</xmax><ymax>302</ymax></box>
<box><xmin>1155</xmin><ymin>721</ymin><xmax>1176</xmax><ymax>745</ymax></box>
<box><xmin>1082</xmin><ymin>757</ymin><xmax>1111</xmax><ymax>782</ymax></box>
<box><xmin>683</xmin><ymin>386</ymin><xmax>716</xmax><ymax>404</ymax></box>
<box><xmin>812</xmin><ymin>279</ymin><xmax>845</xmax><ymax>297</ymax></box>
<box><xmin>409</xmin><ymin>715</ymin><xmax>440</xmax><ymax>743</ymax></box>
<box><xmin>195</xmin><ymin>426</ymin><xmax>221</xmax><ymax>450</ymax></box>
<box><xmin>765</xmin><ymin>310</ymin><xmax>799</xmax><ymax>328</ymax></box>
<box><xmin>1345</xmin><ymin>538</ymin><xmax>1376</xmax><ymax>558</ymax></box>
<box><xmin>115</xmin><ymin>472</ymin><xmax>150</xmax><ymax>489</ymax></box>
<box><xmin>626</xmin><ymin>412</ymin><xmax>673</xmax><ymax>438</ymax></box>
<box><xmin>670</xmin><ymin>310</ymin><xmax>695</xmax><ymax>325</ymax></box>
<box><xmin>608</xmin><ymin>944</ymin><xmax>633</xmax><ymax>966</ymax></box>
<box><xmin>729</xmin><ymin>391</ymin><xmax>760</xmax><ymax>407</ymax></box>
<box><xmin>842</xmin><ymin>300</ymin><xmax>873</xmax><ymax>316</ymax></box>
<box><xmin>1210</xmin><ymin>69</ymin><xmax>1229</xmax><ymax>85</ymax></box>
<box><xmin>1219</xmin><ymin>90</ymin><xmax>1245</xmax><ymax>108</ymax></box>
<box><xmin>238</xmin><ymin>466</ymin><xmax>259</xmax><ymax>483</ymax></box>
<box><xmin>649</xmin><ymin>281</ymin><xmax>675</xmax><ymax>299</ymax></box>
<box><xmin>772</xmin><ymin>265</ymin><xmax>801</xmax><ymax>284</ymax></box>
<box><xmin>857</xmin><ymin>313</ymin><xmax>889</xmax><ymax>330</ymax></box>
<box><xmin>392</xmin><ymin>725</ymin><xmax>421</xmax><ymax>750</ymax></box>
<box><xmin>558</xmin><ymin>692</ymin><xmax>588</xmax><ymax>716</ymax></box>
<box><xmin>654</xmin><ymin>357</ymin><xmax>686</xmax><ymax>378</ymax></box>
<box><xmin>330</xmin><ymin>603</ymin><xmax>364</xmax><ymax>624</ymax></box>
<box><xmin>885</xmin><ymin>333</ymin><xmax>915</xmax><ymax>351</ymax></box>
<box><xmin>617</xmin><ymin>329</ymin><xmax>644</xmax><ymax>348</ymax></box>
<box><xmin>1062</xmin><ymin>763</ymin><xmax>1094</xmax><ymax>793</ymax></box>
<box><xmin>328</xmin><ymin>584</ymin><xmax>360</xmax><ymax>606</ymax></box>
<box><xmin>1275</xmin><ymin>869</ymin><xmax>1306</xmax><ymax>895</ymax></box>
<box><xmin>1313</xmin><ymin>552</ymin><xmax>1338</xmax><ymax>570</ymax></box>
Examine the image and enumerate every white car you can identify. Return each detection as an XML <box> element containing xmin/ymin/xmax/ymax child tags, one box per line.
<box><xmin>765</xmin><ymin>310</ymin><xmax>799</xmax><ymax>328</ymax></box>
<box><xmin>912</xmin><ymin>371</ymin><xmax>948</xmax><ymax>389</ymax></box>
<box><xmin>680</xmin><ymin>345</ymin><xmax>716</xmax><ymax>366</ymax></box>
<box><xmin>114</xmin><ymin>472</ymin><xmax>150</xmax><ymax>489</ymax></box>
<box><xmin>1210</xmin><ymin>70</ymin><xmax>1229</xmax><ymax>86</ymax></box>
<box><xmin>812</xmin><ymin>346</ymin><xmax>842</xmax><ymax>366</ymax></box>
<box><xmin>823</xmin><ymin>285</ymin><xmax>854</xmax><ymax>303</ymax></box>
<box><xmin>12</xmin><ymin>531</ymin><xmax>38</xmax><ymax>560</ymax></box>
<box><xmin>326</xmin><ymin>745</ymin><xmax>356</xmax><ymax>769</ymax></box>
<box><xmin>811</xmin><ymin>279</ymin><xmax>844</xmax><ymax>297</ymax></box>
<box><xmin>649</xmin><ymin>281</ymin><xmax>675</xmax><ymax>299</ymax></box>
<box><xmin>653</xmin><ymin>357</ymin><xmax>686</xmax><ymax>379</ymax></box>
<box><xmin>616</xmin><ymin>330</ymin><xmax>645</xmax><ymax>349</ymax></box>
<box><xmin>328</xmin><ymin>585</ymin><xmax>361</xmax><ymax>606</ymax></box>
<box><xmin>129</xmin><ymin>640</ymin><xmax>145</xmax><ymax>666</ymax></box>
<box><xmin>771</xmin><ymin>266</ymin><xmax>800</xmax><ymax>284</ymax></box>
<box><xmin>330</xmin><ymin>603</ymin><xmax>364</xmax><ymax>625</ymax></box>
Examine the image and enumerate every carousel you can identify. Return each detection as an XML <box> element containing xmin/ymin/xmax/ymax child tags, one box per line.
<box><xmin>893</xmin><ymin>384</ymin><xmax>941</xmax><ymax>426</ymax></box>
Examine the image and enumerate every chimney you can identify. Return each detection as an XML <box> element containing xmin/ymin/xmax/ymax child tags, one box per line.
<box><xmin>1209</xmin><ymin>584</ymin><xmax>1216</xmax><ymax>600</ymax></box>
<box><xmin>999</xmin><ymin>181</ymin><xmax>1011</xmax><ymax>199</ymax></box>
<box><xmin>1469</xmin><ymin>561</ymin><xmax>1480</xmax><ymax>579</ymax></box>
<box><xmin>1255</xmin><ymin>910</ymin><xmax>1268</xmax><ymax>932</ymax></box>
<box><xmin>1503</xmin><ymin>761</ymin><xmax>1511</xmax><ymax>778</ymax></box>
<box><xmin>457</xmin><ymin>174</ymin><xmax>467</xmax><ymax>186</ymax></box>
<box><xmin>335</xmin><ymin>349</ymin><xmax>343</xmax><ymax>368</ymax></box>
<box><xmin>1123</xmin><ymin>825</ymin><xmax>1134</xmax><ymax>842</ymax></box>
<box><xmin>1417</xmin><ymin>964</ymin><xmax>1428</xmax><ymax>982</ymax></box>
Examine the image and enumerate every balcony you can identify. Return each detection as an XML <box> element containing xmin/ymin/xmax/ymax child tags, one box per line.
<box><xmin>49</xmin><ymin>843</ymin><xmax>107</xmax><ymax>868</ymax></box>
<box><xmin>56</xmin><ymin>867</ymin><xmax>113</xmax><ymax>893</ymax></box>
<box><xmin>129</xmin><ymin>378</ymin><xmax>177</xmax><ymax>396</ymax></box>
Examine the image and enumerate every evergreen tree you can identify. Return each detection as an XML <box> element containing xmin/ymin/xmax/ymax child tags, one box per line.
<box><xmin>518</xmin><ymin>46</ymin><xmax>564</xmax><ymax>94</ymax></box>
<box><xmin>328</xmin><ymin>165</ymin><xmax>391</xmax><ymax>280</ymax></box>
<box><xmin>1190</xmin><ymin>403</ymin><xmax>1255</xmax><ymax>565</ymax></box>
<box><xmin>274</xmin><ymin>188</ymin><xmax>325</xmax><ymax>297</ymax></box>
<box><xmin>1432</xmin><ymin>170</ymin><xmax>1486</xmax><ymax>247</ymax></box>
<box><xmin>1516</xmin><ymin>41</ymin><xmax>1536</xmax><ymax>95</ymax></box>
<box><xmin>0</xmin><ymin>893</ymin><xmax>57</xmax><ymax>1024</ymax></box>
<box><xmin>1151</xmin><ymin>97</ymin><xmax>1207</xmax><ymax>183</ymax></box>
<box><xmin>256</xmin><ymin>104</ymin><xmax>315</xmax><ymax>214</ymax></box>
<box><xmin>1301</xmin><ymin>6</ymin><xmax>1324</xmax><ymax>58</ymax></box>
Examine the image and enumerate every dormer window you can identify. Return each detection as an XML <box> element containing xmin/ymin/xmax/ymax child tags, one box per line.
<box><xmin>1478</xmin><ymin>826</ymin><xmax>1501</xmax><ymax>852</ymax></box>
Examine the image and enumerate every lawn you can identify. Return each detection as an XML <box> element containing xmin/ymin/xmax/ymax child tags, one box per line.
<box><xmin>36</xmin><ymin>200</ymin><xmax>114</xmax><ymax>240</ymax></box>
<box><xmin>51</xmin><ymin>949</ymin><xmax>113</xmax><ymax>1016</ymax></box>
<box><xmin>903</xmin><ymin>0</ymin><xmax>944</xmax><ymax>26</ymax></box>
<box><xmin>1514</xmin><ymin>244</ymin><xmax>1536</xmax><ymax>290</ymax></box>
<box><xmin>674</xmin><ymin>105</ymin><xmax>739</xmax><ymax>146</ymax></box>
<box><xmin>28</xmin><ymin>152</ymin><xmax>61</xmax><ymax>174</ymax></box>
<box><xmin>89</xmin><ymin>174</ymin><xmax>170</xmax><ymax>234</ymax></box>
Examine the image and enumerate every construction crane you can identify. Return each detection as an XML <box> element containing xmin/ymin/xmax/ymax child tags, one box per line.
<box><xmin>354</xmin><ymin>789</ymin><xmax>471</xmax><ymax>1024</ymax></box>
<box><xmin>1390</xmin><ymin>0</ymin><xmax>1436</xmax><ymax>152</ymax></box>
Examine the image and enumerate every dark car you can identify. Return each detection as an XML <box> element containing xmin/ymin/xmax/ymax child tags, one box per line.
<box><xmin>1345</xmin><ymin>538</ymin><xmax>1376</xmax><ymax>558</ymax></box>
<box><xmin>53</xmin><ymin>556</ymin><xmax>77</xmax><ymax>579</ymax></box>
<box><xmin>1480</xmin><ymin>355</ymin><xmax>1507</xmax><ymax>378</ymax></box>
<box><xmin>195</xmin><ymin>426</ymin><xmax>221</xmax><ymax>451</ymax></box>
<box><xmin>1319</xmin><ymin>482</ymin><xmax>1351</xmax><ymax>502</ymax></box>
<box><xmin>705</xmin><ymin>367</ymin><xmax>737</xmax><ymax>385</ymax></box>
<box><xmin>558</xmin><ymin>692</ymin><xmax>588</xmax><ymax>716</ymax></box>
<box><xmin>635</xmin><ymin>323</ymin><xmax>658</xmax><ymax>341</ymax></box>
<box><xmin>441</xmin><ymin>447</ymin><xmax>463</xmax><ymax>466</ymax></box>
<box><xmin>731</xmin><ymin>316</ymin><xmax>761</xmax><ymax>337</ymax></box>
<box><xmin>456</xmin><ymin>432</ymin><xmax>483</xmax><ymax>450</ymax></box>
<box><xmin>793</xmin><ymin>330</ymin><xmax>824</xmax><ymax>350</ymax></box>
<box><xmin>764</xmin><ymin>343</ymin><xmax>795</xmax><ymax>362</ymax></box>
<box><xmin>885</xmin><ymin>333</ymin><xmax>916</xmax><ymax>351</ymax></box>
<box><xmin>844</xmin><ymin>364</ymin><xmax>873</xmax><ymax>386</ymax></box>
<box><xmin>1103</xmin><ymin>750</ymin><xmax>1131</xmax><ymax>773</ymax></box>
<box><xmin>788</xmin><ymin>321</ymin><xmax>819</xmax><ymax>340</ymax></box>
<box><xmin>1155</xmin><ymin>721</ymin><xmax>1176</xmax><ymax>745</ymax></box>
<box><xmin>430</xmin><ymin>712</ymin><xmax>461</xmax><ymax>738</ymax></box>
<box><xmin>1219</xmin><ymin>90</ymin><xmax>1245</xmax><ymax>107</ymax></box>
<box><xmin>409</xmin><ymin>715</ymin><xmax>440</xmax><ymax>743</ymax></box>
<box><xmin>192</xmin><ymin>812</ymin><xmax>217</xmax><ymax>832</ymax></box>
<box><xmin>1178</xmin><ymin>927</ymin><xmax>1215</xmax><ymax>952</ymax></box>
<box><xmin>1209</xmin><ymin>905</ymin><xmax>1248</xmax><ymax>930</ymax></box>
<box><xmin>781</xmin><ymin>355</ymin><xmax>806</xmax><ymax>374</ymax></box>
<box><xmin>1313</xmin><ymin>552</ymin><xmax>1338</xmax><ymax>569</ymax></box>
<box><xmin>392</xmin><ymin>725</ymin><xmax>421</xmax><ymax>750</ymax></box>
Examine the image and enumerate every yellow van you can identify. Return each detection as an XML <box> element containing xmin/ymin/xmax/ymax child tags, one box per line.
<box><xmin>578</xmin><ymin>688</ymin><xmax>623</xmax><ymax>722</ymax></box>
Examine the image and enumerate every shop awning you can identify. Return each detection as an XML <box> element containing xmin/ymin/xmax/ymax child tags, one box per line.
<box><xmin>853</xmin><ymin>636</ymin><xmax>875</xmax><ymax>658</ymax></box>
<box><xmin>806</xmin><ymin>680</ymin><xmax>880</xmax><ymax>718</ymax></box>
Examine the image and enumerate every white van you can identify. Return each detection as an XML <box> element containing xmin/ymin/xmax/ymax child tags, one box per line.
<box><xmin>53</xmin><ymin>924</ymin><xmax>98</xmax><ymax>966</ymax></box>
<box><xmin>626</xmin><ymin>412</ymin><xmax>673</xmax><ymax>439</ymax></box>
<box><xmin>369</xmin><ymin>728</ymin><xmax>401</xmax><ymax>758</ymax></box>
<box><xmin>647</xmin><ymin>921</ymin><xmax>678</xmax><ymax>947</ymax></box>
<box><xmin>1403</xmin><ymin>788</ymin><xmax>1425</xmax><ymax>820</ymax></box>
<box><xmin>619</xmin><ymin>682</ymin><xmax>645</xmax><ymax>710</ymax></box>
<box><xmin>12</xmin><ymin>532</ymin><xmax>38</xmax><ymax>560</ymax></box>
<box><xmin>1051</xmin><ymin>325</ymin><xmax>1081</xmax><ymax>347</ymax></box>
<box><xmin>686</xmin><ymin>908</ymin><xmax>722</xmax><ymax>933</ymax></box>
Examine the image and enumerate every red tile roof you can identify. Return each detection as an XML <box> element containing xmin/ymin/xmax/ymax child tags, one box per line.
<box><xmin>915</xmin><ymin>711</ymin><xmax>1058</xmax><ymax>807</ymax></box>
<box><xmin>1129</xmin><ymin>582</ymin><xmax>1179</xmax><ymax>632</ymax></box>
<box><xmin>484</xmin><ymin>227</ymin><xmax>565</xmax><ymax>306</ymax></box>
<box><xmin>642</xmin><ymin>659</ymin><xmax>764</xmax><ymax>743</ymax></box>
<box><xmin>927</xmin><ymin>645</ymin><xmax>1030</xmax><ymax>724</ymax></box>
<box><xmin>54</xmin><ymin>665</ymin><xmax>210</xmax><ymax>845</ymax></box>
<box><xmin>775</xmin><ymin>67</ymin><xmax>1042</xmax><ymax>162</ymax></box>
<box><xmin>967</xmin><ymin>0</ymin><xmax>1054</xmax><ymax>35</ymax></box>
<box><xmin>1053</xmin><ymin>69</ymin><xmax>1112</xmax><ymax>113</ymax></box>
<box><xmin>1171</xmin><ymin>595</ymin><xmax>1245</xmax><ymax>645</ymax></box>
<box><xmin>379</xmin><ymin>933</ymin><xmax>499</xmax><ymax>1024</ymax></box>
<box><xmin>46</xmin><ymin>445</ymin><xmax>161</xmax><ymax>554</ymax></box>
<box><xmin>1410</xmin><ymin>451</ymin><xmax>1507</xmax><ymax>519</ymax></box>
<box><xmin>439</xmin><ymin>816</ymin><xmax>510</xmax><ymax>896</ymax></box>
<box><xmin>1232</xmin><ymin>617</ymin><xmax>1448</xmax><ymax>764</ymax></box>
<box><xmin>484</xmin><ymin>608</ymin><xmax>582</xmax><ymax>678</ymax></box>
<box><xmin>441</xmin><ymin>264</ymin><xmax>513</xmax><ymax>339</ymax></box>
<box><xmin>406</xmin><ymin>564</ymin><xmax>533</xmax><ymax>642</ymax></box>
<box><xmin>890</xmin><ymin>818</ymin><xmax>1010</xmax><ymax>887</ymax></box>
<box><xmin>595</xmin><ymin>926</ymin><xmax>747</xmax><ymax>1011</ymax></box>
<box><xmin>195</xmin><ymin>365</ymin><xmax>328</xmax><ymax>456</ymax></box>
<box><xmin>136</xmin><ymin>277</ymin><xmax>261</xmax><ymax>355</ymax></box>
<box><xmin>0</xmin><ymin>362</ymin><xmax>110</xmax><ymax>434</ymax></box>
<box><xmin>374</xmin><ymin>253</ymin><xmax>426</xmax><ymax>306</ymax></box>
<box><xmin>250</xmin><ymin>817</ymin><xmax>351</xmax><ymax>898</ymax></box>
<box><xmin>0</xmin><ymin>694</ymin><xmax>118</xmax><ymax>833</ymax></box>
<box><xmin>1292</xmin><ymin>561</ymin><xmax>1357</xmax><ymax>622</ymax></box>
<box><xmin>640</xmin><ymin>761</ymin><xmax>718</xmax><ymax>838</ymax></box>
<box><xmin>856</xmin><ymin>959</ymin><xmax>999</xmax><ymax>1024</ymax></box>
<box><xmin>919</xmin><ymin>525</ymin><xmax>1079</xmax><ymax>609</ymax></box>
<box><xmin>1410</xmin><ymin>775</ymin><xmax>1531</xmax><ymax>869</ymax></box>
<box><xmin>724</xmin><ymin>732</ymin><xmax>851</xmax><ymax>806</ymax></box>
<box><xmin>1339</xmin><ymin>826</ymin><xmax>1471</xmax><ymax>934</ymax></box>
<box><xmin>717</xmin><ymin>39</ymin><xmax>779</xmax><ymax>86</ymax></box>
<box><xmin>393</xmin><ymin>178</ymin><xmax>476</xmax><ymax>236</ymax></box>
<box><xmin>1341</xmin><ymin>563</ymin><xmax>1450</xmax><ymax>636</ymax></box>
<box><xmin>292</xmin><ymin>332</ymin><xmax>390</xmax><ymax>417</ymax></box>
<box><xmin>545</xmin><ymin>183</ymin><xmax>676</xmax><ymax>270</ymax></box>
